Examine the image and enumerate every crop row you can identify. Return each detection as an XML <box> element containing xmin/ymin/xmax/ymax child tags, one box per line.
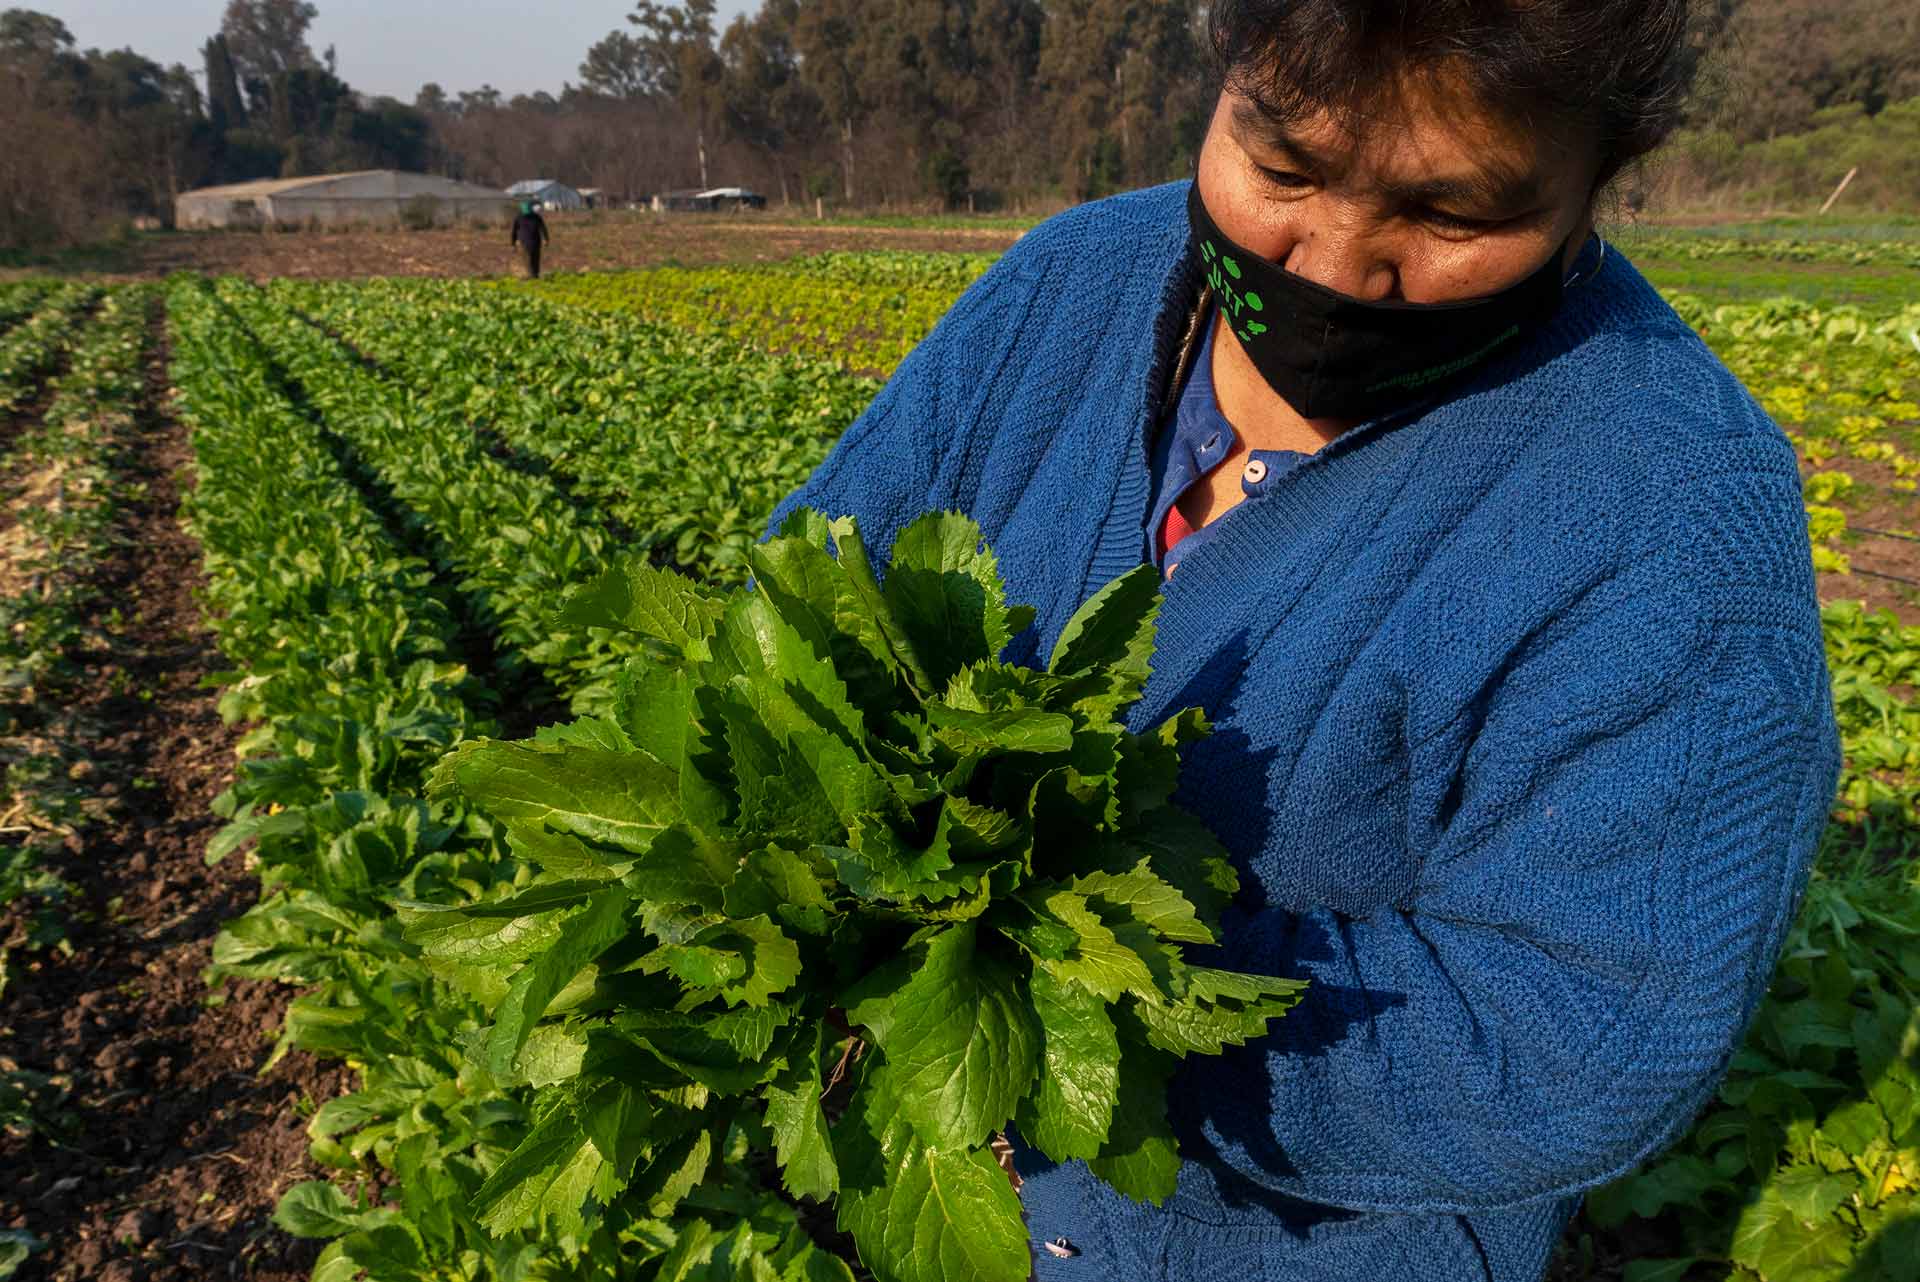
<box><xmin>510</xmin><ymin>251</ymin><xmax>991</xmax><ymax>374</ymax></box>
<box><xmin>0</xmin><ymin>285</ymin><xmax>101</xmax><ymax>416</ymax></box>
<box><xmin>0</xmin><ymin>289</ymin><xmax>149</xmax><ymax>699</ymax></box>
<box><xmin>1615</xmin><ymin>231</ymin><xmax>1920</xmax><ymax>271</ymax></box>
<box><xmin>167</xmin><ymin>278</ymin><xmax>581</xmax><ymax>1280</ymax></box>
<box><xmin>0</xmin><ymin>281</ymin><xmax>53</xmax><ymax>337</ymax></box>
<box><xmin>207</xmin><ymin>279</ymin><xmax>658</xmax><ymax>700</ymax></box>
<box><xmin>0</xmin><ymin>290</ymin><xmax>152</xmax><ymax>1176</ymax></box>
<box><xmin>267</xmin><ymin>277</ymin><xmax>870</xmax><ymax>594</ymax></box>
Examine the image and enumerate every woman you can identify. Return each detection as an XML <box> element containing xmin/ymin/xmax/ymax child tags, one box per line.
<box><xmin>769</xmin><ymin>2</ymin><xmax>1839</xmax><ymax>1278</ymax></box>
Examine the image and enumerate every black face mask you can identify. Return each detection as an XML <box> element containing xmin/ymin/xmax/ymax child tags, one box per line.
<box><xmin>1186</xmin><ymin>183</ymin><xmax>1571</xmax><ymax>421</ymax></box>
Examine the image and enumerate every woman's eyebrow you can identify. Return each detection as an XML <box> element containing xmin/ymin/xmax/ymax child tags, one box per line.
<box><xmin>1391</xmin><ymin>170</ymin><xmax>1545</xmax><ymax>212</ymax></box>
<box><xmin>1229</xmin><ymin>100</ymin><xmax>1327</xmax><ymax>166</ymax></box>
<box><xmin>1382</xmin><ymin>165</ymin><xmax>1543</xmax><ymax>210</ymax></box>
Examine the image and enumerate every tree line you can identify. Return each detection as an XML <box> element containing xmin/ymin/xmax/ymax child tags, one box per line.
<box><xmin>1</xmin><ymin>0</ymin><xmax>1916</xmax><ymax>250</ymax></box>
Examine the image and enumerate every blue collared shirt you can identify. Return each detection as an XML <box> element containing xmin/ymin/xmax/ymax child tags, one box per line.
<box><xmin>1145</xmin><ymin>313</ymin><xmax>1311</xmax><ymax>574</ymax></box>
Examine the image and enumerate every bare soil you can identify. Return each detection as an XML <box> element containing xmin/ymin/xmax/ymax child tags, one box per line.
<box><xmin>0</xmin><ymin>307</ymin><xmax>346</xmax><ymax>1282</ymax></box>
<box><xmin>102</xmin><ymin>213</ymin><xmax>1021</xmax><ymax>282</ymax></box>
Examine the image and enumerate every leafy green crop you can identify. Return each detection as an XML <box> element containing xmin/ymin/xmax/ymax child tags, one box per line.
<box><xmin>512</xmin><ymin>251</ymin><xmax>993</xmax><ymax>376</ymax></box>
<box><xmin>0</xmin><ymin>283</ymin><xmax>97</xmax><ymax>414</ymax></box>
<box><xmin>271</xmin><ymin>277</ymin><xmax>870</xmax><ymax>597</ymax></box>
<box><xmin>420</xmin><ymin>510</ymin><xmax>1303</xmax><ymax>1282</ymax></box>
<box><xmin>0</xmin><ymin>287</ymin><xmax>151</xmax><ymax>969</ymax></box>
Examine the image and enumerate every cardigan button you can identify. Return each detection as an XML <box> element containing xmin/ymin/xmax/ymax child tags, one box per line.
<box><xmin>1243</xmin><ymin>458</ymin><xmax>1269</xmax><ymax>485</ymax></box>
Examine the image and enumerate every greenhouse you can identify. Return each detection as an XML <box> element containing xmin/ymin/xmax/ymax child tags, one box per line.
<box><xmin>175</xmin><ymin>169</ymin><xmax>515</xmax><ymax>229</ymax></box>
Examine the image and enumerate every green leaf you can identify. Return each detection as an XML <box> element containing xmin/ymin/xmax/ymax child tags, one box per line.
<box><xmin>1108</xmin><ymin>808</ymin><xmax>1241</xmax><ymax>930</ymax></box>
<box><xmin>828</xmin><ymin>515</ymin><xmax>932</xmax><ymax>694</ymax></box>
<box><xmin>577</xmin><ymin>1077</ymin><xmax>657</xmax><ymax>1178</ymax></box>
<box><xmin>433</xmin><ymin>740</ymin><xmax>682</xmax><ymax>856</ymax></box>
<box><xmin>1048</xmin><ymin>565</ymin><xmax>1161</xmax><ymax>678</ymax></box>
<box><xmin>630</xmin><ymin>1125</ymin><xmax>714</xmax><ymax>1217</ymax></box>
<box><xmin>724</xmin><ymin>845</ymin><xmax>836</xmax><ymax>937</ymax></box>
<box><xmin>641</xmin><ymin>916</ymin><xmax>803</xmax><ymax>1008</ymax></box>
<box><xmin>751</xmin><ymin>521</ymin><xmax>901</xmax><ymax>702</ymax></box>
<box><xmin>395</xmin><ymin>898</ymin><xmax>570</xmax><ymax>970</ymax></box>
<box><xmin>470</xmin><ymin>1100</ymin><xmax>588</xmax><ymax>1234</ymax></box>
<box><xmin>1593</xmin><ymin>1156</ymin><xmax>1728</xmax><ymax>1225</ymax></box>
<box><xmin>836</xmin><ymin>1066</ymin><xmax>1030</xmax><ymax>1282</ymax></box>
<box><xmin>846</xmin><ymin>922</ymin><xmax>1039</xmax><ymax>1149</ymax></box>
<box><xmin>619</xmin><ymin>1004</ymin><xmax>789</xmax><ymax>1093</ymax></box>
<box><xmin>769</xmin><ymin>1227</ymin><xmax>859</xmax><ymax>1282</ymax></box>
<box><xmin>484</xmin><ymin>890</ymin><xmax>630</xmax><ymax>1076</ymax></box>
<box><xmin>532</xmin><ymin>716</ymin><xmax>635</xmax><ymax>751</ymax></box>
<box><xmin>612</xmin><ymin>662</ymin><xmax>697</xmax><ymax>771</ymax></box>
<box><xmin>1017</xmin><ymin>964</ymin><xmax>1119</xmax><ymax>1162</ymax></box>
<box><xmin>623</xmin><ymin>824</ymin><xmax>736</xmax><ymax>912</ymax></box>
<box><xmin>884</xmin><ymin>511</ymin><xmax>1017</xmax><ymax>689</ymax></box>
<box><xmin>274</xmin><ymin>1182</ymin><xmax>366</xmax><ymax>1238</ymax></box>
<box><xmin>1774</xmin><ymin>1165</ymin><xmax>1860</xmax><ymax>1226</ymax></box>
<box><xmin>1818</xmin><ymin>1098</ymin><xmax>1888</xmax><ymax>1156</ymax></box>
<box><xmin>559</xmin><ymin>553</ymin><xmax>724</xmax><ymax>656</ymax></box>
<box><xmin>1033</xmin><ymin>889</ymin><xmax>1161</xmax><ymax>1003</ymax></box>
<box><xmin>925</xmin><ymin>703</ymin><xmax>1074</xmax><ymax>755</ymax></box>
<box><xmin>646</xmin><ymin>941</ymin><xmax>750</xmax><ymax>988</ymax></box>
<box><xmin>1731</xmin><ymin>1183</ymin><xmax>1856</xmax><ymax>1282</ymax></box>
<box><xmin>717</xmin><ymin>684</ymin><xmax>846</xmax><ymax>845</ymax></box>
<box><xmin>1132</xmin><ymin>992</ymin><xmax>1288</xmax><ymax>1058</ymax></box>
<box><xmin>1857</xmin><ymin>1200</ymin><xmax>1920</xmax><ymax>1282</ymax></box>
<box><xmin>930</xmin><ymin>795</ymin><xmax>1022</xmax><ymax>860</ymax></box>
<box><xmin>1071</xmin><ymin>862</ymin><xmax>1212</xmax><ymax>945</ymax></box>
<box><xmin>1085</xmin><ymin>1029</ymin><xmax>1182</xmax><ymax>1205</ymax></box>
<box><xmin>0</xmin><ymin>1230</ymin><xmax>41</xmax><ymax>1279</ymax></box>
<box><xmin>517</xmin><ymin>1024</ymin><xmax>588</xmax><ymax>1087</ymax></box>
<box><xmin>310</xmin><ymin>1243</ymin><xmax>358</xmax><ymax>1282</ymax></box>
<box><xmin>765</xmin><ymin>1022</ymin><xmax>840</xmax><ymax>1200</ymax></box>
<box><xmin>535</xmin><ymin>1127</ymin><xmax>609</xmax><ymax>1238</ymax></box>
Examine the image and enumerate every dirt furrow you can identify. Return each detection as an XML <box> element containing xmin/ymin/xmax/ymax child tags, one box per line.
<box><xmin>0</xmin><ymin>305</ymin><xmax>345</xmax><ymax>1282</ymax></box>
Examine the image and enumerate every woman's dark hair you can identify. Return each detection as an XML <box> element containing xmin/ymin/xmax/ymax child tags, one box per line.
<box><xmin>1208</xmin><ymin>0</ymin><xmax>1697</xmax><ymax>183</ymax></box>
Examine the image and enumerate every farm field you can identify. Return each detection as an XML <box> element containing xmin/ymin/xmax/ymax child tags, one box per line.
<box><xmin>0</xmin><ymin>226</ymin><xmax>1915</xmax><ymax>1282</ymax></box>
<box><xmin>4</xmin><ymin>215</ymin><xmax>1027</xmax><ymax>284</ymax></box>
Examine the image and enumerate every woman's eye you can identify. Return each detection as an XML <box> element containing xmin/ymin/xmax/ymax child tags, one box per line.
<box><xmin>1419</xmin><ymin>207</ymin><xmax>1500</xmax><ymax>234</ymax></box>
<box><xmin>1257</xmin><ymin>166</ymin><xmax>1314</xmax><ymax>191</ymax></box>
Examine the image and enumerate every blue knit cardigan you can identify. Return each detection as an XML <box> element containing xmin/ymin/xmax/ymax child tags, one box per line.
<box><xmin>767</xmin><ymin>181</ymin><xmax>1841</xmax><ymax>1281</ymax></box>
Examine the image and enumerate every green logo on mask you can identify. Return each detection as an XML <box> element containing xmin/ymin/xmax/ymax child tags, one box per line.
<box><xmin>1202</xmin><ymin>239</ymin><xmax>1268</xmax><ymax>343</ymax></box>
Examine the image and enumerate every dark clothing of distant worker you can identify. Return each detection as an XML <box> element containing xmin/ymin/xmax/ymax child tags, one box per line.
<box><xmin>511</xmin><ymin>211</ymin><xmax>549</xmax><ymax>279</ymax></box>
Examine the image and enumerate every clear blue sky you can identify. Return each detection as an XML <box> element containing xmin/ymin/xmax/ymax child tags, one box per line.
<box><xmin>37</xmin><ymin>0</ymin><xmax>755</xmax><ymax>101</ymax></box>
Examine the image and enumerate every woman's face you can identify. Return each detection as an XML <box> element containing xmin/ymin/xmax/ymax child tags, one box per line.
<box><xmin>1196</xmin><ymin>71</ymin><xmax>1603</xmax><ymax>305</ymax></box>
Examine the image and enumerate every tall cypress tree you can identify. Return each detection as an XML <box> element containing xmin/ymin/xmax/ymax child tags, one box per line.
<box><xmin>203</xmin><ymin>33</ymin><xmax>247</xmax><ymax>131</ymax></box>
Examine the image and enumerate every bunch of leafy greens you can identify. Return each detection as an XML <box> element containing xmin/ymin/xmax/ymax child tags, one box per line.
<box><xmin>418</xmin><ymin>510</ymin><xmax>1304</xmax><ymax>1282</ymax></box>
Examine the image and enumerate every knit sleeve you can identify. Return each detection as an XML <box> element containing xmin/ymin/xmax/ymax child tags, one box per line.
<box><xmin>1177</xmin><ymin>442</ymin><xmax>1841</xmax><ymax>1213</ymax></box>
<box><xmin>763</xmin><ymin>259</ymin><xmax>1032</xmax><ymax>553</ymax></box>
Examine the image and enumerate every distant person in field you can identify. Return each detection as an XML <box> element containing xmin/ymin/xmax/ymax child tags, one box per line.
<box><xmin>511</xmin><ymin>201</ymin><xmax>549</xmax><ymax>279</ymax></box>
<box><xmin>766</xmin><ymin>0</ymin><xmax>1840</xmax><ymax>1279</ymax></box>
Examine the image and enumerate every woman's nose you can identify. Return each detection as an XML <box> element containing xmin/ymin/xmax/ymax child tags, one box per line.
<box><xmin>1280</xmin><ymin>222</ymin><xmax>1399</xmax><ymax>301</ymax></box>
